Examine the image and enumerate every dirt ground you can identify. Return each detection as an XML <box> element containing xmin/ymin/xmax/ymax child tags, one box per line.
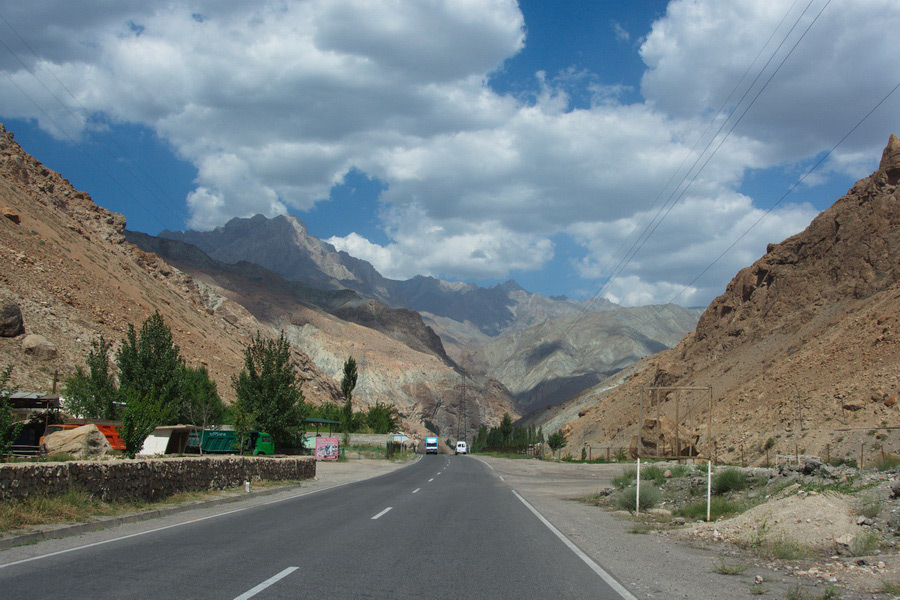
<box><xmin>474</xmin><ymin>455</ymin><xmax>899</xmax><ymax>600</ymax></box>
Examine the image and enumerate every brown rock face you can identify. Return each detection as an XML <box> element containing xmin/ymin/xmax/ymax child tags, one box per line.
<box><xmin>689</xmin><ymin>134</ymin><xmax>899</xmax><ymax>361</ymax></box>
<box><xmin>880</xmin><ymin>133</ymin><xmax>900</xmax><ymax>185</ymax></box>
<box><xmin>558</xmin><ymin>135</ymin><xmax>899</xmax><ymax>464</ymax></box>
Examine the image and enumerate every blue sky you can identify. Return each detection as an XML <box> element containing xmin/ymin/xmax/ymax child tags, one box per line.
<box><xmin>1</xmin><ymin>0</ymin><xmax>897</xmax><ymax>306</ymax></box>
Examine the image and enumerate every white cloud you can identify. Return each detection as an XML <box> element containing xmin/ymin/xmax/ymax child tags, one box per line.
<box><xmin>1</xmin><ymin>0</ymin><xmax>897</xmax><ymax>307</ymax></box>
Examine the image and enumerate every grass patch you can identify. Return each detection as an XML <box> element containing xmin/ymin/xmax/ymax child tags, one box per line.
<box><xmin>875</xmin><ymin>453</ymin><xmax>900</xmax><ymax>471</ymax></box>
<box><xmin>676</xmin><ymin>496</ymin><xmax>743</xmax><ymax>521</ymax></box>
<box><xmin>712</xmin><ymin>560</ymin><xmax>748</xmax><ymax>575</ymax></box>
<box><xmin>579</xmin><ymin>493</ymin><xmax>606</xmax><ymax>507</ymax></box>
<box><xmin>0</xmin><ymin>489</ymin><xmax>123</xmax><ymax>532</ymax></box>
<box><xmin>765</xmin><ymin>537</ymin><xmax>812</xmax><ymax>560</ymax></box>
<box><xmin>611</xmin><ymin>468</ymin><xmax>636</xmax><ymax>490</ymax></box>
<box><xmin>479</xmin><ymin>451</ymin><xmax>534</xmax><ymax>460</ymax></box>
<box><xmin>879</xmin><ymin>581</ymin><xmax>900</xmax><ymax>595</ymax></box>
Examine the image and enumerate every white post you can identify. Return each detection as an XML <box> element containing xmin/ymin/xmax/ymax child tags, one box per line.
<box><xmin>706</xmin><ymin>460</ymin><xmax>712</xmax><ymax>522</ymax></box>
<box><xmin>635</xmin><ymin>457</ymin><xmax>641</xmax><ymax>515</ymax></box>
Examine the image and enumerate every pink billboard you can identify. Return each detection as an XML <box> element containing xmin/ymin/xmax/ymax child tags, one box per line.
<box><xmin>315</xmin><ymin>437</ymin><xmax>339</xmax><ymax>461</ymax></box>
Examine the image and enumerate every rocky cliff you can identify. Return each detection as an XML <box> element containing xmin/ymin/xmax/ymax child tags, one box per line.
<box><xmin>558</xmin><ymin>135</ymin><xmax>899</xmax><ymax>465</ymax></box>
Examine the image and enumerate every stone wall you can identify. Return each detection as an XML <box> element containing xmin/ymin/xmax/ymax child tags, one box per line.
<box><xmin>0</xmin><ymin>456</ymin><xmax>316</xmax><ymax>502</ymax></box>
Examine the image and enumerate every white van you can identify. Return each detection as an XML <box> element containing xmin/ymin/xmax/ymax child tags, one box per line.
<box><xmin>455</xmin><ymin>441</ymin><xmax>468</xmax><ymax>455</ymax></box>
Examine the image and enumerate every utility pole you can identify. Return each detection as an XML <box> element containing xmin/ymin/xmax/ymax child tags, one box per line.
<box><xmin>462</xmin><ymin>378</ymin><xmax>467</xmax><ymax>445</ymax></box>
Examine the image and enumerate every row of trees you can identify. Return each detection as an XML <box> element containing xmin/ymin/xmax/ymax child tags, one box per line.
<box><xmin>307</xmin><ymin>400</ymin><xmax>399</xmax><ymax>435</ymax></box>
<box><xmin>471</xmin><ymin>412</ymin><xmax>567</xmax><ymax>453</ymax></box>
<box><xmin>63</xmin><ymin>312</ymin><xmax>399</xmax><ymax>458</ymax></box>
<box><xmin>64</xmin><ymin>312</ymin><xmax>226</xmax><ymax>457</ymax></box>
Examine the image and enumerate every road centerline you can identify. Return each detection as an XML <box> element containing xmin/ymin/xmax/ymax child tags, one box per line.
<box><xmin>233</xmin><ymin>566</ymin><xmax>298</xmax><ymax>600</ymax></box>
<box><xmin>371</xmin><ymin>507</ymin><xmax>393</xmax><ymax>520</ymax></box>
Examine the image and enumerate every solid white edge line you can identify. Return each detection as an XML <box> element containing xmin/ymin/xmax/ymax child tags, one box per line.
<box><xmin>0</xmin><ymin>455</ymin><xmax>425</xmax><ymax>570</ymax></box>
<box><xmin>470</xmin><ymin>456</ymin><xmax>494</xmax><ymax>471</ymax></box>
<box><xmin>511</xmin><ymin>490</ymin><xmax>639</xmax><ymax>600</ymax></box>
<box><xmin>233</xmin><ymin>566</ymin><xmax>298</xmax><ymax>600</ymax></box>
<box><xmin>371</xmin><ymin>507</ymin><xmax>393</xmax><ymax>520</ymax></box>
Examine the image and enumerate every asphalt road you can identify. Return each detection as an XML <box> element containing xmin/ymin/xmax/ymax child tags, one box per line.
<box><xmin>0</xmin><ymin>455</ymin><xmax>636</xmax><ymax>599</ymax></box>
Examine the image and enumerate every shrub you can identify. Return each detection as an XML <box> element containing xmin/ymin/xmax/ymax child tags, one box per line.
<box><xmin>612</xmin><ymin>468</ymin><xmax>636</xmax><ymax>489</ymax></box>
<box><xmin>857</xmin><ymin>494</ymin><xmax>882</xmax><ymax>519</ymax></box>
<box><xmin>641</xmin><ymin>464</ymin><xmax>667</xmax><ymax>485</ymax></box>
<box><xmin>676</xmin><ymin>497</ymin><xmax>742</xmax><ymax>521</ymax></box>
<box><xmin>850</xmin><ymin>529</ymin><xmax>880</xmax><ymax>557</ymax></box>
<box><xmin>712</xmin><ymin>468</ymin><xmax>748</xmax><ymax>495</ymax></box>
<box><xmin>614</xmin><ymin>484</ymin><xmax>661</xmax><ymax>512</ymax></box>
<box><xmin>612</xmin><ymin>448</ymin><xmax>627</xmax><ymax>462</ymax></box>
<box><xmin>667</xmin><ymin>464</ymin><xmax>691</xmax><ymax>478</ymax></box>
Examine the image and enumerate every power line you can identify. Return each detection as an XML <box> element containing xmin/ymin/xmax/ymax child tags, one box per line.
<box><xmin>563</xmin><ymin>0</ymin><xmax>830</xmax><ymax>340</ymax></box>
<box><xmin>0</xmin><ymin>10</ymin><xmax>191</xmax><ymax>231</ymax></box>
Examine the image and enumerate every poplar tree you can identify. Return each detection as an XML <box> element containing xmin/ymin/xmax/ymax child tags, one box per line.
<box><xmin>340</xmin><ymin>356</ymin><xmax>358</xmax><ymax>445</ymax></box>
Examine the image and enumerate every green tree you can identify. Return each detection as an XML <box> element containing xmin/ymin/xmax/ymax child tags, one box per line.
<box><xmin>180</xmin><ymin>365</ymin><xmax>225</xmax><ymax>453</ymax></box>
<box><xmin>310</xmin><ymin>401</ymin><xmax>344</xmax><ymax>424</ymax></box>
<box><xmin>1</xmin><ymin>365</ymin><xmax>23</xmax><ymax>461</ymax></box>
<box><xmin>117</xmin><ymin>312</ymin><xmax>184</xmax><ymax>422</ymax></box>
<box><xmin>64</xmin><ymin>335</ymin><xmax>119</xmax><ymax>419</ymax></box>
<box><xmin>117</xmin><ymin>389</ymin><xmax>165</xmax><ymax>459</ymax></box>
<box><xmin>548</xmin><ymin>430</ymin><xmax>568</xmax><ymax>454</ymax></box>
<box><xmin>340</xmin><ymin>356</ymin><xmax>358</xmax><ymax>445</ymax></box>
<box><xmin>499</xmin><ymin>412</ymin><xmax>513</xmax><ymax>445</ymax></box>
<box><xmin>365</xmin><ymin>402</ymin><xmax>398</xmax><ymax>434</ymax></box>
<box><xmin>231</xmin><ymin>331</ymin><xmax>306</xmax><ymax>448</ymax></box>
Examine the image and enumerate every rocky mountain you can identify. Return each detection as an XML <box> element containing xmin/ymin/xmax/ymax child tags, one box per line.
<box><xmin>125</xmin><ymin>231</ymin><xmax>454</xmax><ymax>366</ymax></box>
<box><xmin>0</xmin><ymin>122</ymin><xmax>518</xmax><ymax>441</ymax></box>
<box><xmin>160</xmin><ymin>216</ymin><xmax>616</xmax><ymax>340</ymax></box>
<box><xmin>556</xmin><ymin>135</ymin><xmax>899</xmax><ymax>465</ymax></box>
<box><xmin>462</xmin><ymin>304</ymin><xmax>701</xmax><ymax>416</ymax></box>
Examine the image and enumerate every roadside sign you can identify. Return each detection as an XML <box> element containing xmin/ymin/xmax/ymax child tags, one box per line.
<box><xmin>315</xmin><ymin>437</ymin><xmax>339</xmax><ymax>461</ymax></box>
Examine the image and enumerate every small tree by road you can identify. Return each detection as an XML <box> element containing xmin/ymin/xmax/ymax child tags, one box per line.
<box><xmin>231</xmin><ymin>331</ymin><xmax>306</xmax><ymax>448</ymax></box>
<box><xmin>64</xmin><ymin>335</ymin><xmax>118</xmax><ymax>419</ymax></box>
<box><xmin>548</xmin><ymin>430</ymin><xmax>568</xmax><ymax>458</ymax></box>
<box><xmin>340</xmin><ymin>356</ymin><xmax>357</xmax><ymax>446</ymax></box>
<box><xmin>118</xmin><ymin>390</ymin><xmax>165</xmax><ymax>459</ymax></box>
<box><xmin>180</xmin><ymin>365</ymin><xmax>225</xmax><ymax>454</ymax></box>
<box><xmin>116</xmin><ymin>312</ymin><xmax>184</xmax><ymax>423</ymax></box>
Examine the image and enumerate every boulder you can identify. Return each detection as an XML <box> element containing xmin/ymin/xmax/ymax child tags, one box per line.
<box><xmin>0</xmin><ymin>301</ymin><xmax>24</xmax><ymax>337</ymax></box>
<box><xmin>43</xmin><ymin>424</ymin><xmax>111</xmax><ymax>457</ymax></box>
<box><xmin>21</xmin><ymin>334</ymin><xmax>58</xmax><ymax>359</ymax></box>
<box><xmin>841</xmin><ymin>400</ymin><xmax>865</xmax><ymax>412</ymax></box>
<box><xmin>2</xmin><ymin>207</ymin><xmax>20</xmax><ymax>224</ymax></box>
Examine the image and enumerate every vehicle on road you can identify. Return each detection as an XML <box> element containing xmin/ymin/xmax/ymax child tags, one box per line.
<box><xmin>455</xmin><ymin>441</ymin><xmax>468</xmax><ymax>455</ymax></box>
<box><xmin>425</xmin><ymin>436</ymin><xmax>439</xmax><ymax>454</ymax></box>
<box><xmin>187</xmin><ymin>429</ymin><xmax>275</xmax><ymax>455</ymax></box>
